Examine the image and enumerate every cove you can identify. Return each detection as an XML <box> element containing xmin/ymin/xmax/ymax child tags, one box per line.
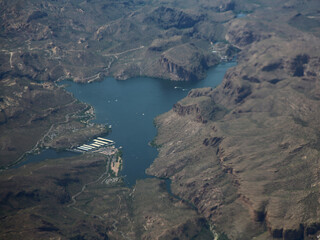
<box><xmin>11</xmin><ymin>149</ymin><xmax>80</xmax><ymax>169</ymax></box>
<box><xmin>62</xmin><ymin>61</ymin><xmax>236</xmax><ymax>186</ymax></box>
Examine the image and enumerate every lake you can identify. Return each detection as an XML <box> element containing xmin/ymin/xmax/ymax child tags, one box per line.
<box><xmin>20</xmin><ymin>61</ymin><xmax>236</xmax><ymax>186</ymax></box>
<box><xmin>62</xmin><ymin>61</ymin><xmax>236</xmax><ymax>186</ymax></box>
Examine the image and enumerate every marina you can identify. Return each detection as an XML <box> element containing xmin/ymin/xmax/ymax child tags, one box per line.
<box><xmin>73</xmin><ymin>136</ymin><xmax>122</xmax><ymax>177</ymax></box>
<box><xmin>62</xmin><ymin>60</ymin><xmax>236</xmax><ymax>185</ymax></box>
<box><xmin>75</xmin><ymin>137</ymin><xmax>116</xmax><ymax>155</ymax></box>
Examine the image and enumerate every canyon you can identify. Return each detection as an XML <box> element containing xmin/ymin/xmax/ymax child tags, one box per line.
<box><xmin>0</xmin><ymin>0</ymin><xmax>320</xmax><ymax>239</ymax></box>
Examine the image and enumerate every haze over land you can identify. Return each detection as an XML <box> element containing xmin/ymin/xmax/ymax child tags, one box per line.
<box><xmin>0</xmin><ymin>0</ymin><xmax>320</xmax><ymax>239</ymax></box>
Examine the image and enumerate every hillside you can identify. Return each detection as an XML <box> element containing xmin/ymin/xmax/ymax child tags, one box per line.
<box><xmin>147</xmin><ymin>1</ymin><xmax>320</xmax><ymax>239</ymax></box>
<box><xmin>0</xmin><ymin>0</ymin><xmax>320</xmax><ymax>239</ymax></box>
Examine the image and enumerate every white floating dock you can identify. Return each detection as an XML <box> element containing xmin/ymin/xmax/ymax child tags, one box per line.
<box><xmin>78</xmin><ymin>145</ymin><xmax>91</xmax><ymax>149</ymax></box>
<box><xmin>97</xmin><ymin>137</ymin><xmax>114</xmax><ymax>143</ymax></box>
<box><xmin>83</xmin><ymin>144</ymin><xmax>95</xmax><ymax>149</ymax></box>
<box><xmin>92</xmin><ymin>140</ymin><xmax>105</xmax><ymax>146</ymax></box>
<box><xmin>93</xmin><ymin>139</ymin><xmax>108</xmax><ymax>145</ymax></box>
<box><xmin>77</xmin><ymin>146</ymin><xmax>91</xmax><ymax>150</ymax></box>
<box><xmin>75</xmin><ymin>137</ymin><xmax>116</xmax><ymax>152</ymax></box>
<box><xmin>91</xmin><ymin>143</ymin><xmax>101</xmax><ymax>147</ymax></box>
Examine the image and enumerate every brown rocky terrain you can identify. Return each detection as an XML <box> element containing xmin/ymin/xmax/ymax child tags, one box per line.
<box><xmin>0</xmin><ymin>0</ymin><xmax>243</xmax><ymax>175</ymax></box>
<box><xmin>0</xmin><ymin>153</ymin><xmax>212</xmax><ymax>239</ymax></box>
<box><xmin>147</xmin><ymin>1</ymin><xmax>320</xmax><ymax>239</ymax></box>
<box><xmin>0</xmin><ymin>76</ymin><xmax>107</xmax><ymax>168</ymax></box>
<box><xmin>0</xmin><ymin>1</ymin><xmax>243</xmax><ymax>238</ymax></box>
<box><xmin>0</xmin><ymin>153</ymin><xmax>112</xmax><ymax>239</ymax></box>
<box><xmin>0</xmin><ymin>0</ymin><xmax>246</xmax><ymax>83</ymax></box>
<box><xmin>0</xmin><ymin>0</ymin><xmax>242</xmax><ymax>166</ymax></box>
<box><xmin>1</xmin><ymin>0</ymin><xmax>320</xmax><ymax>239</ymax></box>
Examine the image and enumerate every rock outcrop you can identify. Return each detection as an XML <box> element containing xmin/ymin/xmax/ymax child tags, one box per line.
<box><xmin>147</xmin><ymin>2</ymin><xmax>320</xmax><ymax>239</ymax></box>
<box><xmin>1</xmin><ymin>0</ymin><xmax>320</xmax><ymax>239</ymax></box>
<box><xmin>0</xmin><ymin>0</ymin><xmax>234</xmax><ymax>83</ymax></box>
<box><xmin>0</xmin><ymin>77</ymin><xmax>106</xmax><ymax>167</ymax></box>
<box><xmin>145</xmin><ymin>6</ymin><xmax>202</xmax><ymax>30</ymax></box>
<box><xmin>159</xmin><ymin>44</ymin><xmax>219</xmax><ymax>81</ymax></box>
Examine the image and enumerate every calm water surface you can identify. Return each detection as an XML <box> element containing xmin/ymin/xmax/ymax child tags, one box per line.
<box><xmin>18</xmin><ymin>61</ymin><xmax>235</xmax><ymax>185</ymax></box>
<box><xmin>12</xmin><ymin>149</ymin><xmax>80</xmax><ymax>169</ymax></box>
<box><xmin>63</xmin><ymin>61</ymin><xmax>236</xmax><ymax>186</ymax></box>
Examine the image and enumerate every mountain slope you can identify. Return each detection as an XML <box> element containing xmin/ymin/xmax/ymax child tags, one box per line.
<box><xmin>147</xmin><ymin>2</ymin><xmax>320</xmax><ymax>239</ymax></box>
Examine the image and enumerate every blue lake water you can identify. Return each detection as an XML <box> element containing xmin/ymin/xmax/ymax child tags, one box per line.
<box><xmin>62</xmin><ymin>61</ymin><xmax>236</xmax><ymax>186</ymax></box>
<box><xmin>17</xmin><ymin>61</ymin><xmax>235</xmax><ymax>186</ymax></box>
<box><xmin>12</xmin><ymin>149</ymin><xmax>80</xmax><ymax>169</ymax></box>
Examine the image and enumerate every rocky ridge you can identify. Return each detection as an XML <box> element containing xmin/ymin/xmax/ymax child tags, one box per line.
<box><xmin>147</xmin><ymin>2</ymin><xmax>320</xmax><ymax>239</ymax></box>
<box><xmin>0</xmin><ymin>0</ymin><xmax>244</xmax><ymax>83</ymax></box>
<box><xmin>0</xmin><ymin>77</ymin><xmax>107</xmax><ymax>168</ymax></box>
<box><xmin>1</xmin><ymin>0</ymin><xmax>320</xmax><ymax>239</ymax></box>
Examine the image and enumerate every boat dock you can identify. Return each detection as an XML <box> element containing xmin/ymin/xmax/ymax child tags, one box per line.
<box><xmin>75</xmin><ymin>137</ymin><xmax>115</xmax><ymax>155</ymax></box>
<box><xmin>72</xmin><ymin>136</ymin><xmax>122</xmax><ymax>177</ymax></box>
